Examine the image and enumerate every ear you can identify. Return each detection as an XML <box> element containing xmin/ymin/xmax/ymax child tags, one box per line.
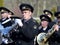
<box><xmin>30</xmin><ymin>11</ymin><xmax>32</xmax><ymax>15</ymax></box>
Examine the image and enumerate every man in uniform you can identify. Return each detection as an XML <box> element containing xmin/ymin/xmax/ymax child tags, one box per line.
<box><xmin>49</xmin><ymin>12</ymin><xmax>60</xmax><ymax>45</ymax></box>
<box><xmin>15</xmin><ymin>3</ymin><xmax>39</xmax><ymax>45</ymax></box>
<box><xmin>0</xmin><ymin>7</ymin><xmax>15</xmax><ymax>45</ymax></box>
<box><xmin>38</xmin><ymin>14</ymin><xmax>52</xmax><ymax>33</ymax></box>
<box><xmin>36</xmin><ymin>14</ymin><xmax>59</xmax><ymax>45</ymax></box>
<box><xmin>36</xmin><ymin>14</ymin><xmax>52</xmax><ymax>45</ymax></box>
<box><xmin>0</xmin><ymin>7</ymin><xmax>23</xmax><ymax>45</ymax></box>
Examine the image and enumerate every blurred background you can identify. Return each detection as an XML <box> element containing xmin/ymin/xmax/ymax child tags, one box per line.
<box><xmin>0</xmin><ymin>0</ymin><xmax>60</xmax><ymax>18</ymax></box>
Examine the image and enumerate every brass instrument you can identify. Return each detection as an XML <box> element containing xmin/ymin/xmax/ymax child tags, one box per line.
<box><xmin>1</xmin><ymin>23</ymin><xmax>17</xmax><ymax>44</ymax></box>
<box><xmin>37</xmin><ymin>25</ymin><xmax>55</xmax><ymax>45</ymax></box>
<box><xmin>0</xmin><ymin>17</ymin><xmax>19</xmax><ymax>44</ymax></box>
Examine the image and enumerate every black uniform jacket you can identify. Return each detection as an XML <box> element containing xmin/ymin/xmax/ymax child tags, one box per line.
<box><xmin>10</xmin><ymin>18</ymin><xmax>39</xmax><ymax>45</ymax></box>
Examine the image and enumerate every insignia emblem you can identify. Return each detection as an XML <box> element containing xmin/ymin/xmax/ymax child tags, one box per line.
<box><xmin>42</xmin><ymin>17</ymin><xmax>45</xmax><ymax>19</ymax></box>
<box><xmin>45</xmin><ymin>12</ymin><xmax>48</xmax><ymax>14</ymax></box>
<box><xmin>1</xmin><ymin>10</ymin><xmax>4</xmax><ymax>12</ymax></box>
<box><xmin>22</xmin><ymin>6</ymin><xmax>26</xmax><ymax>9</ymax></box>
<box><xmin>34</xmin><ymin>25</ymin><xmax>37</xmax><ymax>29</ymax></box>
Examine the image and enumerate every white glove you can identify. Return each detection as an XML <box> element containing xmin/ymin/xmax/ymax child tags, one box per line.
<box><xmin>15</xmin><ymin>19</ymin><xmax>23</xmax><ymax>27</ymax></box>
<box><xmin>2</xmin><ymin>38</ymin><xmax>8</xmax><ymax>44</ymax></box>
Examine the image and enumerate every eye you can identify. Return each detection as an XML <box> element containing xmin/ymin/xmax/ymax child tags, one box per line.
<box><xmin>1</xmin><ymin>12</ymin><xmax>5</xmax><ymax>14</ymax></box>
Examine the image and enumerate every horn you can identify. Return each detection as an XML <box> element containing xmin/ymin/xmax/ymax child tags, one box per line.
<box><xmin>36</xmin><ymin>24</ymin><xmax>56</xmax><ymax>45</ymax></box>
<box><xmin>10</xmin><ymin>16</ymin><xmax>21</xmax><ymax>19</ymax></box>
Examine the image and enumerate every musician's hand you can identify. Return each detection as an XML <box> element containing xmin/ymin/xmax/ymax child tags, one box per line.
<box><xmin>53</xmin><ymin>24</ymin><xmax>59</xmax><ymax>31</ymax></box>
<box><xmin>15</xmin><ymin>19</ymin><xmax>23</xmax><ymax>27</ymax></box>
<box><xmin>8</xmin><ymin>15</ymin><xmax>12</xmax><ymax>18</ymax></box>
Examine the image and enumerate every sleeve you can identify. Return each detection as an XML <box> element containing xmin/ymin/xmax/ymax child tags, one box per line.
<box><xmin>22</xmin><ymin>20</ymin><xmax>39</xmax><ymax>39</ymax></box>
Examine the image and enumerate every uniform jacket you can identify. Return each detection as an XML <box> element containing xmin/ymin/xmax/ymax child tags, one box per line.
<box><xmin>10</xmin><ymin>18</ymin><xmax>39</xmax><ymax>45</ymax></box>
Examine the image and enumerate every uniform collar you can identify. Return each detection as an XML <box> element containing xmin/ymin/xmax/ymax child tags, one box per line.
<box><xmin>2</xmin><ymin>18</ymin><xmax>8</xmax><ymax>21</ymax></box>
<box><xmin>43</xmin><ymin>26</ymin><xmax>47</xmax><ymax>31</ymax></box>
<box><xmin>23</xmin><ymin>17</ymin><xmax>33</xmax><ymax>23</ymax></box>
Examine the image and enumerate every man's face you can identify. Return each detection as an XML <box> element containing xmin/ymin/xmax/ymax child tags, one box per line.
<box><xmin>1</xmin><ymin>12</ymin><xmax>9</xmax><ymax>19</ymax></box>
<box><xmin>41</xmin><ymin>21</ymin><xmax>49</xmax><ymax>28</ymax></box>
<box><xmin>21</xmin><ymin>10</ymin><xmax>32</xmax><ymax>20</ymax></box>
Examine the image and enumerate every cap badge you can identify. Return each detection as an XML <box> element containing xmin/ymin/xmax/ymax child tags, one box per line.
<box><xmin>45</xmin><ymin>12</ymin><xmax>48</xmax><ymax>14</ymax></box>
<box><xmin>1</xmin><ymin>10</ymin><xmax>4</xmax><ymax>12</ymax></box>
<box><xmin>42</xmin><ymin>17</ymin><xmax>45</xmax><ymax>19</ymax></box>
<box><xmin>22</xmin><ymin>6</ymin><xmax>26</xmax><ymax>9</ymax></box>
